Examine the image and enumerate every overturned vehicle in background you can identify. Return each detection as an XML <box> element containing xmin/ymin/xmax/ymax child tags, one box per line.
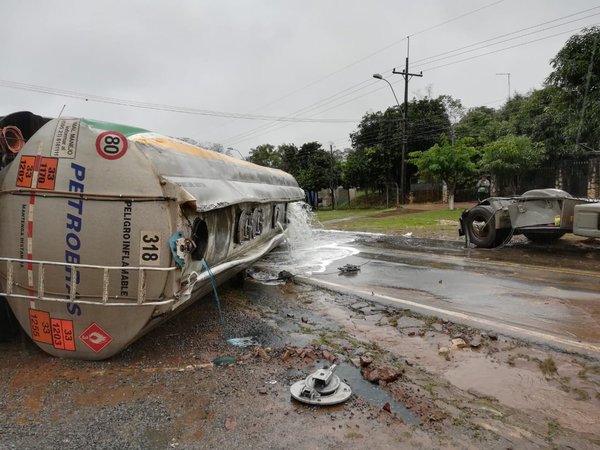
<box><xmin>0</xmin><ymin>111</ymin><xmax>304</xmax><ymax>359</ymax></box>
<box><xmin>459</xmin><ymin>188</ymin><xmax>600</xmax><ymax>248</ymax></box>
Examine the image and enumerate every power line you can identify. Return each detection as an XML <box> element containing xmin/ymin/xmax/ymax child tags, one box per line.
<box><xmin>216</xmin><ymin>0</ymin><xmax>506</xmax><ymax>129</ymax></box>
<box><xmin>220</xmin><ymin>80</ymin><xmax>378</xmax><ymax>145</ymax></box>
<box><xmin>417</xmin><ymin>23</ymin><xmax>599</xmax><ymax>72</ymax></box>
<box><xmin>412</xmin><ymin>5</ymin><xmax>600</xmax><ymax>66</ymax></box>
<box><xmin>0</xmin><ymin>79</ymin><xmax>356</xmax><ymax>124</ymax></box>
<box><xmin>223</xmin><ymin>15</ymin><xmax>599</xmax><ymax>147</ymax></box>
<box><xmin>219</xmin><ymin>0</ymin><xmax>508</xmax><ymax>145</ymax></box>
<box><xmin>409</xmin><ymin>0</ymin><xmax>505</xmax><ymax>38</ymax></box>
<box><xmin>414</xmin><ymin>11</ymin><xmax>600</xmax><ymax>69</ymax></box>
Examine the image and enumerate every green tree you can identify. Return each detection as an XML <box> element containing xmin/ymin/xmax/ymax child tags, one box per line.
<box><xmin>546</xmin><ymin>26</ymin><xmax>600</xmax><ymax>154</ymax></box>
<box><xmin>480</xmin><ymin>135</ymin><xmax>545</xmax><ymax>195</ymax></box>
<box><xmin>454</xmin><ymin>106</ymin><xmax>508</xmax><ymax>149</ymax></box>
<box><xmin>511</xmin><ymin>87</ymin><xmax>568</xmax><ymax>161</ymax></box>
<box><xmin>295</xmin><ymin>142</ymin><xmax>334</xmax><ymax>206</ymax></box>
<box><xmin>349</xmin><ymin>95</ymin><xmax>453</xmax><ymax>194</ymax></box>
<box><xmin>277</xmin><ymin>143</ymin><xmax>298</xmax><ymax>175</ymax></box>
<box><xmin>247</xmin><ymin>144</ymin><xmax>281</xmax><ymax>168</ymax></box>
<box><xmin>409</xmin><ymin>137</ymin><xmax>478</xmax><ymax>210</ymax></box>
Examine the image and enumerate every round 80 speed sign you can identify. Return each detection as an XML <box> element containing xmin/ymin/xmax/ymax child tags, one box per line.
<box><xmin>96</xmin><ymin>131</ymin><xmax>128</xmax><ymax>160</ymax></box>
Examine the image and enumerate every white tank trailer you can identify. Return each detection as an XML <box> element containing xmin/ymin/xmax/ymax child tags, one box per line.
<box><xmin>0</xmin><ymin>111</ymin><xmax>304</xmax><ymax>359</ymax></box>
<box><xmin>459</xmin><ymin>188</ymin><xmax>600</xmax><ymax>248</ymax></box>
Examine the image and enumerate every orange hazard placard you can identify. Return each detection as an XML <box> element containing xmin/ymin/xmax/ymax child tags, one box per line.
<box><xmin>37</xmin><ymin>158</ymin><xmax>58</xmax><ymax>190</ymax></box>
<box><xmin>51</xmin><ymin>318</ymin><xmax>76</xmax><ymax>351</ymax></box>
<box><xmin>15</xmin><ymin>156</ymin><xmax>58</xmax><ymax>190</ymax></box>
<box><xmin>16</xmin><ymin>156</ymin><xmax>36</xmax><ymax>188</ymax></box>
<box><xmin>29</xmin><ymin>309</ymin><xmax>52</xmax><ymax>344</ymax></box>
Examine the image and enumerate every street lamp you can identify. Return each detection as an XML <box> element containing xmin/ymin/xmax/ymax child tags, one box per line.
<box><xmin>227</xmin><ymin>147</ymin><xmax>245</xmax><ymax>160</ymax></box>
<box><xmin>372</xmin><ymin>74</ymin><xmax>402</xmax><ymax>109</ymax></box>
<box><xmin>373</xmin><ymin>73</ymin><xmax>404</xmax><ymax>205</ymax></box>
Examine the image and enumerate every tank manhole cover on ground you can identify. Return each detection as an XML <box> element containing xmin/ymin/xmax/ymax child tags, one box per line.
<box><xmin>290</xmin><ymin>364</ymin><xmax>352</xmax><ymax>406</ymax></box>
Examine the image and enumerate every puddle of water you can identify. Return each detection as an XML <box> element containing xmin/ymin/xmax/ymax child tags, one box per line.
<box><xmin>297</xmin><ymin>362</ymin><xmax>419</xmax><ymax>425</ymax></box>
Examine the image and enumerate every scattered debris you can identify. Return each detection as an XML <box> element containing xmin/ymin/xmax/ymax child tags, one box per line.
<box><xmin>227</xmin><ymin>336</ymin><xmax>258</xmax><ymax>347</ymax></box>
<box><xmin>359</xmin><ymin>355</ymin><xmax>373</xmax><ymax>367</ymax></box>
<box><xmin>254</xmin><ymin>347</ymin><xmax>269</xmax><ymax>359</ymax></box>
<box><xmin>362</xmin><ymin>366</ymin><xmax>403</xmax><ymax>384</ymax></box>
<box><xmin>451</xmin><ymin>338</ymin><xmax>467</xmax><ymax>349</ymax></box>
<box><xmin>213</xmin><ymin>356</ymin><xmax>236</xmax><ymax>366</ymax></box>
<box><xmin>469</xmin><ymin>336</ymin><xmax>482</xmax><ymax>348</ymax></box>
<box><xmin>438</xmin><ymin>347</ymin><xmax>450</xmax><ymax>358</ymax></box>
<box><xmin>278</xmin><ymin>270</ymin><xmax>295</xmax><ymax>282</ymax></box>
<box><xmin>224</xmin><ymin>416</ymin><xmax>237</xmax><ymax>430</ymax></box>
<box><xmin>337</xmin><ymin>264</ymin><xmax>361</xmax><ymax>273</ymax></box>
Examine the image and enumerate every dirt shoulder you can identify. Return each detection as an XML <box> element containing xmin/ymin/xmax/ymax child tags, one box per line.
<box><xmin>2</xmin><ymin>279</ymin><xmax>599</xmax><ymax>449</ymax></box>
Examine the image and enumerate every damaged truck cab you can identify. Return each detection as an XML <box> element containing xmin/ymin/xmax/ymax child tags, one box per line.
<box><xmin>459</xmin><ymin>188</ymin><xmax>600</xmax><ymax>248</ymax></box>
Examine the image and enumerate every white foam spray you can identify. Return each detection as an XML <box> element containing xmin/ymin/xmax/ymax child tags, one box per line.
<box><xmin>262</xmin><ymin>202</ymin><xmax>359</xmax><ymax>276</ymax></box>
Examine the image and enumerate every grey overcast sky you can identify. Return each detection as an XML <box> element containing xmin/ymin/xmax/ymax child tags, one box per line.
<box><xmin>2</xmin><ymin>0</ymin><xmax>599</xmax><ymax>156</ymax></box>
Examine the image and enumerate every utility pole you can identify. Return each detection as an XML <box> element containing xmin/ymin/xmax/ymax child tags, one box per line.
<box><xmin>392</xmin><ymin>37</ymin><xmax>422</xmax><ymax>204</ymax></box>
<box><xmin>330</xmin><ymin>144</ymin><xmax>336</xmax><ymax>210</ymax></box>
<box><xmin>496</xmin><ymin>72</ymin><xmax>511</xmax><ymax>101</ymax></box>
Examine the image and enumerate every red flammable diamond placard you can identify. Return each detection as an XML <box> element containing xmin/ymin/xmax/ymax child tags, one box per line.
<box><xmin>79</xmin><ymin>323</ymin><xmax>112</xmax><ymax>353</ymax></box>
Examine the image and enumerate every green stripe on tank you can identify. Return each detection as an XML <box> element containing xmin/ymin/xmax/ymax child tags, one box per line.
<box><xmin>82</xmin><ymin>118</ymin><xmax>149</xmax><ymax>137</ymax></box>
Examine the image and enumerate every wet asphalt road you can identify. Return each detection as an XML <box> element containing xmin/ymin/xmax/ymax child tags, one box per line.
<box><xmin>262</xmin><ymin>231</ymin><xmax>600</xmax><ymax>356</ymax></box>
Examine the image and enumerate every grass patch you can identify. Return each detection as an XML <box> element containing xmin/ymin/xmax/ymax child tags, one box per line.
<box><xmin>538</xmin><ymin>357</ymin><xmax>558</xmax><ymax>377</ymax></box>
<box><xmin>313</xmin><ymin>329</ymin><xmax>367</xmax><ymax>355</ymax></box>
<box><xmin>547</xmin><ymin>418</ymin><xmax>560</xmax><ymax>442</ymax></box>
<box><xmin>453</xmin><ymin>417</ymin><xmax>466</xmax><ymax>426</ymax></box>
<box><xmin>507</xmin><ymin>353</ymin><xmax>531</xmax><ymax>367</ymax></box>
<box><xmin>572</xmin><ymin>388</ymin><xmax>590</xmax><ymax>401</ymax></box>
<box><xmin>578</xmin><ymin>364</ymin><xmax>600</xmax><ymax>380</ymax></box>
<box><xmin>423</xmin><ymin>382</ymin><xmax>437</xmax><ymax>398</ymax></box>
<box><xmin>423</xmin><ymin>315</ymin><xmax>439</xmax><ymax>330</ymax></box>
<box><xmin>317</xmin><ymin>208</ymin><xmax>463</xmax><ymax>234</ymax></box>
<box><xmin>315</xmin><ymin>208</ymin><xmax>391</xmax><ymax>222</ymax></box>
<box><xmin>345</xmin><ymin>432</ymin><xmax>363</xmax><ymax>439</ymax></box>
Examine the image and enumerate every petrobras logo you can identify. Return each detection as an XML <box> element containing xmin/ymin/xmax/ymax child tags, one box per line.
<box><xmin>64</xmin><ymin>162</ymin><xmax>86</xmax><ymax>316</ymax></box>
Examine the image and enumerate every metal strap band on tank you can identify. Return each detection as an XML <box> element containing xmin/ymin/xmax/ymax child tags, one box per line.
<box><xmin>1</xmin><ymin>292</ymin><xmax>175</xmax><ymax>307</ymax></box>
<box><xmin>0</xmin><ymin>189</ymin><xmax>175</xmax><ymax>202</ymax></box>
<box><xmin>69</xmin><ymin>264</ymin><xmax>77</xmax><ymax>302</ymax></box>
<box><xmin>0</xmin><ymin>256</ymin><xmax>177</xmax><ymax>306</ymax></box>
<box><xmin>38</xmin><ymin>262</ymin><xmax>44</xmax><ymax>298</ymax></box>
<box><xmin>102</xmin><ymin>268</ymin><xmax>110</xmax><ymax>304</ymax></box>
<box><xmin>6</xmin><ymin>260</ymin><xmax>13</xmax><ymax>295</ymax></box>
<box><xmin>137</xmin><ymin>269</ymin><xmax>146</xmax><ymax>304</ymax></box>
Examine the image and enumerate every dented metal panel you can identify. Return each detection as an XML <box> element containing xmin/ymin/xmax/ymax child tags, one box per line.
<box><xmin>131</xmin><ymin>133</ymin><xmax>301</xmax><ymax>212</ymax></box>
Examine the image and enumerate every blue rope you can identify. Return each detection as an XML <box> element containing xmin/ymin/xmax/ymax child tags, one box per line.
<box><xmin>201</xmin><ymin>259</ymin><xmax>228</xmax><ymax>340</ymax></box>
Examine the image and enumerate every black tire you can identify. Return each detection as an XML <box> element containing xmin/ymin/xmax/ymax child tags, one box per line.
<box><xmin>523</xmin><ymin>230</ymin><xmax>566</xmax><ymax>244</ymax></box>
<box><xmin>229</xmin><ymin>269</ymin><xmax>246</xmax><ymax>288</ymax></box>
<box><xmin>0</xmin><ymin>296</ymin><xmax>20</xmax><ymax>341</ymax></box>
<box><xmin>464</xmin><ymin>206</ymin><xmax>498</xmax><ymax>248</ymax></box>
<box><xmin>494</xmin><ymin>228</ymin><xmax>512</xmax><ymax>247</ymax></box>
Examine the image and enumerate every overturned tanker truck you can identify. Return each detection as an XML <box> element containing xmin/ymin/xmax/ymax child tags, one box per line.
<box><xmin>0</xmin><ymin>111</ymin><xmax>304</xmax><ymax>359</ymax></box>
<box><xmin>459</xmin><ymin>188</ymin><xmax>600</xmax><ymax>248</ymax></box>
